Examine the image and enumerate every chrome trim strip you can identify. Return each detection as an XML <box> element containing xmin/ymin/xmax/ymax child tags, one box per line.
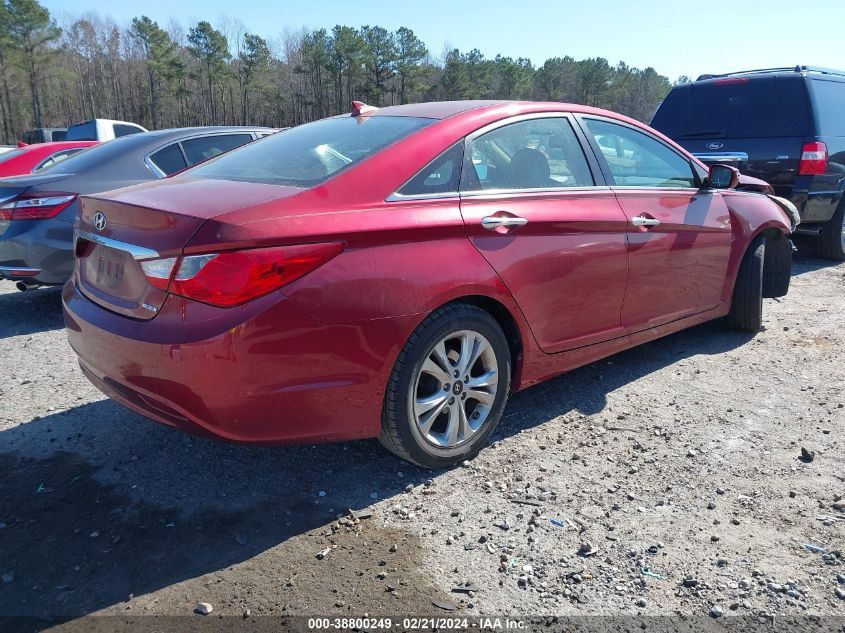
<box><xmin>693</xmin><ymin>152</ymin><xmax>749</xmax><ymax>163</ymax></box>
<box><xmin>0</xmin><ymin>265</ymin><xmax>40</xmax><ymax>274</ymax></box>
<box><xmin>461</xmin><ymin>185</ymin><xmax>610</xmax><ymax>198</ymax></box>
<box><xmin>385</xmin><ymin>191</ymin><xmax>459</xmax><ymax>202</ymax></box>
<box><xmin>76</xmin><ymin>231</ymin><xmax>160</xmax><ymax>261</ymax></box>
<box><xmin>143</xmin><ymin>155</ymin><xmax>166</xmax><ymax>179</ymax></box>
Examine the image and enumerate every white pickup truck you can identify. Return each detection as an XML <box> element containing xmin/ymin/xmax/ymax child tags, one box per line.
<box><xmin>65</xmin><ymin>119</ymin><xmax>147</xmax><ymax>141</ymax></box>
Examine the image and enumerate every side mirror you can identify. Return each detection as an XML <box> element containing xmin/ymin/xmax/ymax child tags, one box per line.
<box><xmin>706</xmin><ymin>163</ymin><xmax>740</xmax><ymax>189</ymax></box>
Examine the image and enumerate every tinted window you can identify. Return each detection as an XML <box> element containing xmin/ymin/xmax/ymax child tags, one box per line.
<box><xmin>586</xmin><ymin>119</ymin><xmax>696</xmax><ymax>188</ymax></box>
<box><xmin>51</xmin><ymin>130</ymin><xmax>67</xmax><ymax>141</ymax></box>
<box><xmin>463</xmin><ymin>117</ymin><xmax>593</xmax><ymax>191</ymax></box>
<box><xmin>114</xmin><ymin>124</ymin><xmax>143</xmax><ymax>138</ymax></box>
<box><xmin>23</xmin><ymin>130</ymin><xmax>42</xmax><ymax>144</ymax></box>
<box><xmin>40</xmin><ymin>133</ymin><xmax>151</xmax><ymax>173</ymax></box>
<box><xmin>33</xmin><ymin>148</ymin><xmax>85</xmax><ymax>172</ymax></box>
<box><xmin>398</xmin><ymin>143</ymin><xmax>463</xmax><ymax>196</ymax></box>
<box><xmin>149</xmin><ymin>143</ymin><xmax>188</xmax><ymax>176</ymax></box>
<box><xmin>808</xmin><ymin>79</ymin><xmax>845</xmax><ymax>136</ymax></box>
<box><xmin>66</xmin><ymin>121</ymin><xmax>98</xmax><ymax>141</ymax></box>
<box><xmin>189</xmin><ymin>116</ymin><xmax>434</xmax><ymax>187</ymax></box>
<box><xmin>652</xmin><ymin>76</ymin><xmax>811</xmax><ymax>139</ymax></box>
<box><xmin>181</xmin><ymin>134</ymin><xmax>254</xmax><ymax>166</ymax></box>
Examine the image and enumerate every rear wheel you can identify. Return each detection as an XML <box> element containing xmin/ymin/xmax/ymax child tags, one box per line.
<box><xmin>380</xmin><ymin>304</ymin><xmax>511</xmax><ymax>469</ymax></box>
<box><xmin>813</xmin><ymin>200</ymin><xmax>845</xmax><ymax>261</ymax></box>
<box><xmin>726</xmin><ymin>235</ymin><xmax>765</xmax><ymax>332</ymax></box>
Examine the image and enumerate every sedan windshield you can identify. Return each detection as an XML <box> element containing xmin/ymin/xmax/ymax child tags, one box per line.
<box><xmin>187</xmin><ymin>115</ymin><xmax>434</xmax><ymax>187</ymax></box>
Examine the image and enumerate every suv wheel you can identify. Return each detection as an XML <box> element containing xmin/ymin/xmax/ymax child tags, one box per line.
<box><xmin>814</xmin><ymin>200</ymin><xmax>845</xmax><ymax>261</ymax></box>
<box><xmin>380</xmin><ymin>303</ymin><xmax>511</xmax><ymax>469</ymax></box>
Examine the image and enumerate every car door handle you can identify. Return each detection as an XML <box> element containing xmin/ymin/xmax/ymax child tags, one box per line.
<box><xmin>481</xmin><ymin>215</ymin><xmax>529</xmax><ymax>231</ymax></box>
<box><xmin>631</xmin><ymin>215</ymin><xmax>661</xmax><ymax>228</ymax></box>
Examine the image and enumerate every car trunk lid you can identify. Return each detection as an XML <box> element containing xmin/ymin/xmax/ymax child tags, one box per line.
<box><xmin>75</xmin><ymin>177</ymin><xmax>303</xmax><ymax>320</ymax></box>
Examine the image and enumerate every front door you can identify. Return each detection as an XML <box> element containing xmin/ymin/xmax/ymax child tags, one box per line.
<box><xmin>458</xmin><ymin>115</ymin><xmax>630</xmax><ymax>353</ymax></box>
<box><xmin>581</xmin><ymin>117</ymin><xmax>733</xmax><ymax>330</ymax></box>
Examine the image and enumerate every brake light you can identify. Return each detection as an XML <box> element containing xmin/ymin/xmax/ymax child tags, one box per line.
<box><xmin>799</xmin><ymin>142</ymin><xmax>828</xmax><ymax>175</ymax></box>
<box><xmin>0</xmin><ymin>193</ymin><xmax>77</xmax><ymax>220</ymax></box>
<box><xmin>140</xmin><ymin>243</ymin><xmax>344</xmax><ymax>307</ymax></box>
<box><xmin>713</xmin><ymin>77</ymin><xmax>749</xmax><ymax>86</ymax></box>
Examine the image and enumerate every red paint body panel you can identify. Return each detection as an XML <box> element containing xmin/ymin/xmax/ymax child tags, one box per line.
<box><xmin>0</xmin><ymin>141</ymin><xmax>98</xmax><ymax>177</ymax></box>
<box><xmin>64</xmin><ymin>101</ymin><xmax>793</xmax><ymax>445</ymax></box>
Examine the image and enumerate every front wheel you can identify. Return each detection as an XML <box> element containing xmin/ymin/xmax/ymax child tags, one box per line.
<box><xmin>380</xmin><ymin>303</ymin><xmax>511</xmax><ymax>469</ymax></box>
<box><xmin>726</xmin><ymin>235</ymin><xmax>765</xmax><ymax>332</ymax></box>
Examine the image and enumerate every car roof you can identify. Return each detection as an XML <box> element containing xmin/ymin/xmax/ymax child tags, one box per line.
<box><xmin>367</xmin><ymin>100</ymin><xmax>634</xmax><ymax>121</ymax></box>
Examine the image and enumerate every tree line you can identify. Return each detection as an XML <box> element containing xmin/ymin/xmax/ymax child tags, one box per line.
<box><xmin>0</xmin><ymin>0</ymin><xmax>678</xmax><ymax>143</ymax></box>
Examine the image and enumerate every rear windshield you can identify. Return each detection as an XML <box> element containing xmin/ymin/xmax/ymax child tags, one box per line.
<box><xmin>66</xmin><ymin>121</ymin><xmax>97</xmax><ymax>141</ymax></box>
<box><xmin>0</xmin><ymin>148</ymin><xmax>25</xmax><ymax>165</ymax></box>
<box><xmin>39</xmin><ymin>134</ymin><xmax>147</xmax><ymax>172</ymax></box>
<box><xmin>807</xmin><ymin>79</ymin><xmax>845</xmax><ymax>136</ymax></box>
<box><xmin>187</xmin><ymin>115</ymin><xmax>434</xmax><ymax>187</ymax></box>
<box><xmin>651</xmin><ymin>76</ymin><xmax>811</xmax><ymax>139</ymax></box>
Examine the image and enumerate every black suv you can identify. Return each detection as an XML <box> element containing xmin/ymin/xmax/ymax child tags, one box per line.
<box><xmin>651</xmin><ymin>66</ymin><xmax>845</xmax><ymax>260</ymax></box>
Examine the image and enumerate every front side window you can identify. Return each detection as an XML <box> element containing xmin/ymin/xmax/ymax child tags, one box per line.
<box><xmin>188</xmin><ymin>116</ymin><xmax>434</xmax><ymax>188</ymax></box>
<box><xmin>585</xmin><ymin>119</ymin><xmax>697</xmax><ymax>188</ymax></box>
<box><xmin>463</xmin><ymin>117</ymin><xmax>594</xmax><ymax>191</ymax></box>
<box><xmin>181</xmin><ymin>134</ymin><xmax>254</xmax><ymax>166</ymax></box>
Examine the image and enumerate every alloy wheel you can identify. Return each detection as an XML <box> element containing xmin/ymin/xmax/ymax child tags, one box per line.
<box><xmin>411</xmin><ymin>329</ymin><xmax>499</xmax><ymax>448</ymax></box>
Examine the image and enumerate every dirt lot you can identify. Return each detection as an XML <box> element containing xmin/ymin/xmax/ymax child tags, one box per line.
<box><xmin>0</xmin><ymin>253</ymin><xmax>843</xmax><ymax>631</ymax></box>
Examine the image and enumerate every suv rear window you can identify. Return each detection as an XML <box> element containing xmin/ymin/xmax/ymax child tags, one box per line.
<box><xmin>66</xmin><ymin>121</ymin><xmax>97</xmax><ymax>141</ymax></box>
<box><xmin>807</xmin><ymin>79</ymin><xmax>845</xmax><ymax>136</ymax></box>
<box><xmin>188</xmin><ymin>116</ymin><xmax>434</xmax><ymax>187</ymax></box>
<box><xmin>652</xmin><ymin>76</ymin><xmax>811</xmax><ymax>139</ymax></box>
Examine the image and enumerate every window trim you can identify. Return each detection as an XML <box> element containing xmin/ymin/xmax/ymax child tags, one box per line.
<box><xmin>143</xmin><ymin>130</ymin><xmax>263</xmax><ymax>179</ymax></box>
<box><xmin>575</xmin><ymin>114</ymin><xmax>704</xmax><ymax>190</ymax></box>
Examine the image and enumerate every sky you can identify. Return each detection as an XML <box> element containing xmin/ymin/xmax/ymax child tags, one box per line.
<box><xmin>41</xmin><ymin>0</ymin><xmax>845</xmax><ymax>82</ymax></box>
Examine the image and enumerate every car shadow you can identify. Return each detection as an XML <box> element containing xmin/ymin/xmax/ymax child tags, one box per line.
<box><xmin>791</xmin><ymin>251</ymin><xmax>843</xmax><ymax>276</ymax></box>
<box><xmin>0</xmin><ymin>318</ymin><xmax>754</xmax><ymax>622</ymax></box>
<box><xmin>0</xmin><ymin>285</ymin><xmax>64</xmax><ymax>340</ymax></box>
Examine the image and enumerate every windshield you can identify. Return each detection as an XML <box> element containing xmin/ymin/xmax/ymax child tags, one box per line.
<box><xmin>187</xmin><ymin>115</ymin><xmax>434</xmax><ymax>187</ymax></box>
<box><xmin>652</xmin><ymin>76</ymin><xmax>811</xmax><ymax>139</ymax></box>
<box><xmin>38</xmin><ymin>135</ymin><xmax>149</xmax><ymax>173</ymax></box>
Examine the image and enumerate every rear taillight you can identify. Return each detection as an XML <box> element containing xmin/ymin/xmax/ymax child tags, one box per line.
<box><xmin>140</xmin><ymin>242</ymin><xmax>344</xmax><ymax>307</ymax></box>
<box><xmin>0</xmin><ymin>193</ymin><xmax>77</xmax><ymax>220</ymax></box>
<box><xmin>799</xmin><ymin>141</ymin><xmax>828</xmax><ymax>176</ymax></box>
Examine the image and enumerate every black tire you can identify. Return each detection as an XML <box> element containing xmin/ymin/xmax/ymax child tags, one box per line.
<box><xmin>813</xmin><ymin>200</ymin><xmax>845</xmax><ymax>261</ymax></box>
<box><xmin>726</xmin><ymin>235</ymin><xmax>765</xmax><ymax>332</ymax></box>
<box><xmin>380</xmin><ymin>303</ymin><xmax>511</xmax><ymax>469</ymax></box>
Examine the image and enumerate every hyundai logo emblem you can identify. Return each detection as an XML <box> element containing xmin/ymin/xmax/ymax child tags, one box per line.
<box><xmin>93</xmin><ymin>212</ymin><xmax>107</xmax><ymax>231</ymax></box>
<box><xmin>706</xmin><ymin>142</ymin><xmax>724</xmax><ymax>150</ymax></box>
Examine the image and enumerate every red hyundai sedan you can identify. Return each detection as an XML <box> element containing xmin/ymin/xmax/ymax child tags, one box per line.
<box><xmin>63</xmin><ymin>101</ymin><xmax>797</xmax><ymax>468</ymax></box>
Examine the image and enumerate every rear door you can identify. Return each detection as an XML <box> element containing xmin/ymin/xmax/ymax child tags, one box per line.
<box><xmin>581</xmin><ymin>116</ymin><xmax>732</xmax><ymax>330</ymax></box>
<box><xmin>458</xmin><ymin>114</ymin><xmax>630</xmax><ymax>353</ymax></box>
<box><xmin>651</xmin><ymin>76</ymin><xmax>812</xmax><ymax>197</ymax></box>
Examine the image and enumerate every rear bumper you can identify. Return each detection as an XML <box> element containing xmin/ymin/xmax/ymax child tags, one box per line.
<box><xmin>0</xmin><ymin>218</ymin><xmax>74</xmax><ymax>284</ymax></box>
<box><xmin>63</xmin><ymin>280</ymin><xmax>415</xmax><ymax>444</ymax></box>
<box><xmin>789</xmin><ymin>190</ymin><xmax>843</xmax><ymax>224</ymax></box>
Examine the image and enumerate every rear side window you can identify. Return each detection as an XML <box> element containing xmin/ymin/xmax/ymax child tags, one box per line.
<box><xmin>188</xmin><ymin>116</ymin><xmax>434</xmax><ymax>187</ymax></box>
<box><xmin>808</xmin><ymin>79</ymin><xmax>845</xmax><ymax>136</ymax></box>
<box><xmin>149</xmin><ymin>143</ymin><xmax>188</xmax><ymax>176</ymax></box>
<box><xmin>181</xmin><ymin>134</ymin><xmax>254</xmax><ymax>166</ymax></box>
<box><xmin>398</xmin><ymin>143</ymin><xmax>463</xmax><ymax>196</ymax></box>
<box><xmin>114</xmin><ymin>124</ymin><xmax>143</xmax><ymax>138</ymax></box>
<box><xmin>652</xmin><ymin>76</ymin><xmax>811</xmax><ymax>139</ymax></box>
<box><xmin>33</xmin><ymin>148</ymin><xmax>85</xmax><ymax>172</ymax></box>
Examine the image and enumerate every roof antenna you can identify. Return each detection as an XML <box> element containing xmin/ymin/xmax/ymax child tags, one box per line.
<box><xmin>351</xmin><ymin>100</ymin><xmax>379</xmax><ymax>117</ymax></box>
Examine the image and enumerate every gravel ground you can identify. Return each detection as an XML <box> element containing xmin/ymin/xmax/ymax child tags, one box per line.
<box><xmin>0</xmin><ymin>253</ymin><xmax>843</xmax><ymax>630</ymax></box>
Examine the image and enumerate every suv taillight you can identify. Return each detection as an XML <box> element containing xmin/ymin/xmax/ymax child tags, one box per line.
<box><xmin>140</xmin><ymin>242</ymin><xmax>344</xmax><ymax>307</ymax></box>
<box><xmin>0</xmin><ymin>193</ymin><xmax>77</xmax><ymax>220</ymax></box>
<box><xmin>799</xmin><ymin>142</ymin><xmax>828</xmax><ymax>176</ymax></box>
